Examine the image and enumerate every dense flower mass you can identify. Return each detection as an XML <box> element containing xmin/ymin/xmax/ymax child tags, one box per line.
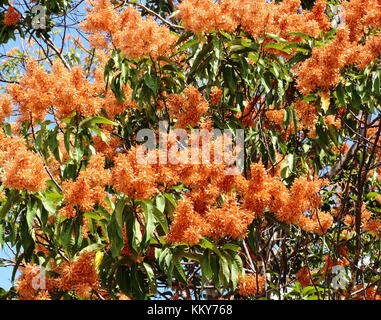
<box><xmin>61</xmin><ymin>154</ymin><xmax>111</xmax><ymax>215</ymax></box>
<box><xmin>80</xmin><ymin>0</ymin><xmax>177</xmax><ymax>59</ymax></box>
<box><xmin>112</xmin><ymin>147</ymin><xmax>158</xmax><ymax>200</ymax></box>
<box><xmin>167</xmin><ymin>86</ymin><xmax>209</xmax><ymax>128</ymax></box>
<box><xmin>0</xmin><ymin>94</ymin><xmax>13</xmax><ymax>122</ymax></box>
<box><xmin>16</xmin><ymin>251</ymin><xmax>99</xmax><ymax>300</ymax></box>
<box><xmin>3</xmin><ymin>6</ymin><xmax>21</xmax><ymax>26</ymax></box>
<box><xmin>0</xmin><ymin>132</ymin><xmax>48</xmax><ymax>191</ymax></box>
<box><xmin>4</xmin><ymin>58</ymin><xmax>135</xmax><ymax>122</ymax></box>
<box><xmin>295</xmin><ymin>28</ymin><xmax>381</xmax><ymax>94</ymax></box>
<box><xmin>177</xmin><ymin>0</ymin><xmax>330</xmax><ymax>39</ymax></box>
<box><xmin>238</xmin><ymin>274</ymin><xmax>265</xmax><ymax>296</ymax></box>
<box><xmin>3</xmin><ymin>0</ymin><xmax>381</xmax><ymax>301</ymax></box>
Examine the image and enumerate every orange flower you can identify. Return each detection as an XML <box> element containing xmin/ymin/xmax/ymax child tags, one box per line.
<box><xmin>205</xmin><ymin>193</ymin><xmax>255</xmax><ymax>240</ymax></box>
<box><xmin>81</xmin><ymin>1</ymin><xmax>177</xmax><ymax>59</ymax></box>
<box><xmin>210</xmin><ymin>87</ymin><xmax>223</xmax><ymax>106</ymax></box>
<box><xmin>165</xmin><ymin>197</ymin><xmax>210</xmax><ymax>245</ymax></box>
<box><xmin>167</xmin><ymin>86</ymin><xmax>209</xmax><ymax>128</ymax></box>
<box><xmin>0</xmin><ymin>94</ymin><xmax>13</xmax><ymax>122</ymax></box>
<box><xmin>238</xmin><ymin>274</ymin><xmax>265</xmax><ymax>296</ymax></box>
<box><xmin>3</xmin><ymin>6</ymin><xmax>21</xmax><ymax>26</ymax></box>
<box><xmin>178</xmin><ymin>0</ymin><xmax>329</xmax><ymax>40</ymax></box>
<box><xmin>55</xmin><ymin>251</ymin><xmax>99</xmax><ymax>298</ymax></box>
<box><xmin>296</xmin><ymin>266</ymin><xmax>315</xmax><ymax>288</ymax></box>
<box><xmin>294</xmin><ymin>100</ymin><xmax>317</xmax><ymax>130</ymax></box>
<box><xmin>112</xmin><ymin>147</ymin><xmax>158</xmax><ymax>200</ymax></box>
<box><xmin>62</xmin><ymin>154</ymin><xmax>111</xmax><ymax>213</ymax></box>
<box><xmin>325</xmin><ymin>115</ymin><xmax>341</xmax><ymax>130</ymax></box>
<box><xmin>0</xmin><ymin>133</ymin><xmax>48</xmax><ymax>191</ymax></box>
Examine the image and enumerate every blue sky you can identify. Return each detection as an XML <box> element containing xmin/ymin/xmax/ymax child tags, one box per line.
<box><xmin>0</xmin><ymin>246</ymin><xmax>18</xmax><ymax>290</ymax></box>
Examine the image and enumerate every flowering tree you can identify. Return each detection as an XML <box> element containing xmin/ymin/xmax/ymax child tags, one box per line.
<box><xmin>1</xmin><ymin>0</ymin><xmax>381</xmax><ymax>300</ymax></box>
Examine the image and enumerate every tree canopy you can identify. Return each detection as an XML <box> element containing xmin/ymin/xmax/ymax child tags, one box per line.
<box><xmin>1</xmin><ymin>0</ymin><xmax>381</xmax><ymax>300</ymax></box>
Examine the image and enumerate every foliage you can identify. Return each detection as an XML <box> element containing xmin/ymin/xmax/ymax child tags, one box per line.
<box><xmin>1</xmin><ymin>0</ymin><xmax>381</xmax><ymax>300</ymax></box>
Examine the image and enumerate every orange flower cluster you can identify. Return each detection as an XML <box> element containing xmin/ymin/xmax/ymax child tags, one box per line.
<box><xmin>205</xmin><ymin>193</ymin><xmax>255</xmax><ymax>240</ymax></box>
<box><xmin>343</xmin><ymin>204</ymin><xmax>381</xmax><ymax>236</ymax></box>
<box><xmin>3</xmin><ymin>6</ymin><xmax>21</xmax><ymax>26</ymax></box>
<box><xmin>55</xmin><ymin>251</ymin><xmax>99</xmax><ymax>298</ymax></box>
<box><xmin>167</xmin><ymin>86</ymin><xmax>209</xmax><ymax>128</ymax></box>
<box><xmin>4</xmin><ymin>59</ymin><xmax>135</xmax><ymax>122</ymax></box>
<box><xmin>322</xmin><ymin>254</ymin><xmax>349</xmax><ymax>274</ymax></box>
<box><xmin>178</xmin><ymin>0</ymin><xmax>329</xmax><ymax>40</ymax></box>
<box><xmin>339</xmin><ymin>33</ymin><xmax>381</xmax><ymax>70</ymax></box>
<box><xmin>111</xmin><ymin>128</ymin><xmax>241</xmax><ymax>209</ymax></box>
<box><xmin>238</xmin><ymin>274</ymin><xmax>265</xmax><ymax>296</ymax></box>
<box><xmin>178</xmin><ymin>0</ymin><xmax>381</xmax><ymax>95</ymax></box>
<box><xmin>164</xmin><ymin>198</ymin><xmax>209</xmax><ymax>245</ymax></box>
<box><xmin>295</xmin><ymin>29</ymin><xmax>350</xmax><ymax>95</ymax></box>
<box><xmin>294</xmin><ymin>100</ymin><xmax>318</xmax><ymax>130</ymax></box>
<box><xmin>0</xmin><ymin>132</ymin><xmax>48</xmax><ymax>191</ymax></box>
<box><xmin>60</xmin><ymin>154</ymin><xmax>111</xmax><ymax>216</ymax></box>
<box><xmin>325</xmin><ymin>115</ymin><xmax>341</xmax><ymax>130</ymax></box>
<box><xmin>0</xmin><ymin>94</ymin><xmax>13</xmax><ymax>122</ymax></box>
<box><xmin>209</xmin><ymin>87</ymin><xmax>223</xmax><ymax>107</ymax></box>
<box><xmin>166</xmin><ymin>161</ymin><xmax>331</xmax><ymax>245</ymax></box>
<box><xmin>353</xmin><ymin>285</ymin><xmax>381</xmax><ymax>300</ymax></box>
<box><xmin>363</xmin><ymin>219</ymin><xmax>381</xmax><ymax>235</ymax></box>
<box><xmin>16</xmin><ymin>251</ymin><xmax>99</xmax><ymax>300</ymax></box>
<box><xmin>15</xmin><ymin>264</ymin><xmax>51</xmax><ymax>300</ymax></box>
<box><xmin>93</xmin><ymin>127</ymin><xmax>121</xmax><ymax>159</ymax></box>
<box><xmin>112</xmin><ymin>147</ymin><xmax>158</xmax><ymax>200</ymax></box>
<box><xmin>81</xmin><ymin>1</ymin><xmax>177</xmax><ymax>59</ymax></box>
<box><xmin>296</xmin><ymin>28</ymin><xmax>381</xmax><ymax>94</ymax></box>
<box><xmin>298</xmin><ymin>210</ymin><xmax>334</xmax><ymax>235</ymax></box>
<box><xmin>263</xmin><ymin>109</ymin><xmax>289</xmax><ymax>138</ymax></box>
<box><xmin>241</xmin><ymin>164</ymin><xmax>331</xmax><ymax>232</ymax></box>
<box><xmin>263</xmin><ymin>106</ymin><xmax>317</xmax><ymax>139</ymax></box>
<box><xmin>342</xmin><ymin>0</ymin><xmax>381</xmax><ymax>42</ymax></box>
<box><xmin>296</xmin><ymin>266</ymin><xmax>315</xmax><ymax>288</ymax></box>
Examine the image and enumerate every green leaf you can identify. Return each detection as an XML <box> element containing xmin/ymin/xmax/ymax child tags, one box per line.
<box><xmin>107</xmin><ymin>211</ymin><xmax>124</xmax><ymax>258</ymax></box>
<box><xmin>350</xmin><ymin>87</ymin><xmax>362</xmax><ymax>110</ymax></box>
<box><xmin>222</xmin><ymin>243</ymin><xmax>241</xmax><ymax>252</ymax></box>
<box><xmin>231</xmin><ymin>253</ymin><xmax>242</xmax><ymax>290</ymax></box>
<box><xmin>116</xmin><ymin>266</ymin><xmax>130</xmax><ymax>295</ymax></box>
<box><xmin>152</xmin><ymin>206</ymin><xmax>168</xmax><ymax>234</ymax></box>
<box><xmin>335</xmin><ymin>84</ymin><xmax>346</xmax><ymax>106</ymax></box>
<box><xmin>201</xmin><ymin>250</ymin><xmax>213</xmax><ymax>280</ymax></box>
<box><xmin>142</xmin><ymin>262</ymin><xmax>157</xmax><ymax>294</ymax></box>
<box><xmin>0</xmin><ymin>224</ymin><xmax>4</xmax><ymax>248</ymax></box>
<box><xmin>265</xmin><ymin>33</ymin><xmax>288</xmax><ymax>43</ymax></box>
<box><xmin>26</xmin><ymin>198</ymin><xmax>38</xmax><ymax>231</ymax></box>
<box><xmin>373</xmin><ymin>75</ymin><xmax>381</xmax><ymax>97</ymax></box>
<box><xmin>219</xmin><ymin>255</ymin><xmax>230</xmax><ymax>286</ymax></box>
<box><xmin>0</xmin><ymin>190</ymin><xmax>21</xmax><ymax>220</ymax></box>
<box><xmin>141</xmin><ymin>200</ymin><xmax>156</xmax><ymax>246</ymax></box>
<box><xmin>223</xmin><ymin>65</ymin><xmax>236</xmax><ymax>93</ymax></box>
<box><xmin>144</xmin><ymin>73</ymin><xmax>159</xmax><ymax>95</ymax></box>
<box><xmin>264</xmin><ymin>43</ymin><xmax>291</xmax><ymax>54</ymax></box>
<box><xmin>80</xmin><ymin>116</ymin><xmax>118</xmax><ymax>128</ymax></box>
<box><xmin>173</xmin><ymin>259</ymin><xmax>188</xmax><ymax>284</ymax></box>
<box><xmin>199</xmin><ymin>238</ymin><xmax>222</xmax><ymax>256</ymax></box>
<box><xmin>286</xmin><ymin>32</ymin><xmax>313</xmax><ymax>40</ymax></box>
<box><xmin>38</xmin><ymin>192</ymin><xmax>62</xmax><ymax>214</ymax></box>
<box><xmin>155</xmin><ymin>195</ymin><xmax>166</xmax><ymax>213</ymax></box>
